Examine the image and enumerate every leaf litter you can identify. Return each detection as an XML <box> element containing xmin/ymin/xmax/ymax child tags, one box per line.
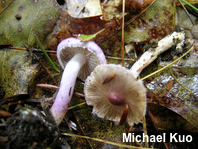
<box><xmin>0</xmin><ymin>0</ymin><xmax>198</xmax><ymax>148</ymax></box>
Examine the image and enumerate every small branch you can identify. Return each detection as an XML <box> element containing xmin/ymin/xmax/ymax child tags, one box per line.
<box><xmin>121</xmin><ymin>0</ymin><xmax>125</xmax><ymax>66</ymax></box>
<box><xmin>180</xmin><ymin>0</ymin><xmax>198</xmax><ymax>12</ymax></box>
<box><xmin>35</xmin><ymin>34</ymin><xmax>59</xmax><ymax>72</ymax></box>
<box><xmin>39</xmin><ymin>59</ymin><xmax>59</xmax><ymax>86</ymax></box>
<box><xmin>61</xmin><ymin>132</ymin><xmax>153</xmax><ymax>149</ymax></box>
<box><xmin>68</xmin><ymin>102</ymin><xmax>86</xmax><ymax>110</ymax></box>
<box><xmin>36</xmin><ymin>84</ymin><xmax>59</xmax><ymax>90</ymax></box>
<box><xmin>178</xmin><ymin>0</ymin><xmax>195</xmax><ymax>25</ymax></box>
<box><xmin>106</xmin><ymin>56</ymin><xmax>135</xmax><ymax>62</ymax></box>
<box><xmin>143</xmin><ymin>116</ymin><xmax>149</xmax><ymax>147</ymax></box>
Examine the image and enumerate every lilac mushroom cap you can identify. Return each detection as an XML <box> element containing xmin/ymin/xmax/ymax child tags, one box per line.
<box><xmin>84</xmin><ymin>64</ymin><xmax>146</xmax><ymax>126</ymax></box>
<box><xmin>57</xmin><ymin>37</ymin><xmax>107</xmax><ymax>81</ymax></box>
<box><xmin>50</xmin><ymin>37</ymin><xmax>106</xmax><ymax>125</ymax></box>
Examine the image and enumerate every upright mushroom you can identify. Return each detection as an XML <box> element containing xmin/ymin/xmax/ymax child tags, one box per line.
<box><xmin>84</xmin><ymin>31</ymin><xmax>185</xmax><ymax>126</ymax></box>
<box><xmin>84</xmin><ymin>64</ymin><xmax>146</xmax><ymax>126</ymax></box>
<box><xmin>50</xmin><ymin>37</ymin><xmax>106</xmax><ymax>125</ymax></box>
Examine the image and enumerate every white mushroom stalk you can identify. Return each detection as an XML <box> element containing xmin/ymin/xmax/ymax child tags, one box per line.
<box><xmin>50</xmin><ymin>38</ymin><xmax>106</xmax><ymax>125</ymax></box>
<box><xmin>130</xmin><ymin>31</ymin><xmax>185</xmax><ymax>78</ymax></box>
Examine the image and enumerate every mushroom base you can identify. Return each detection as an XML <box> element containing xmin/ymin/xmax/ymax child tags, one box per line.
<box><xmin>108</xmin><ymin>92</ymin><xmax>125</xmax><ymax>105</ymax></box>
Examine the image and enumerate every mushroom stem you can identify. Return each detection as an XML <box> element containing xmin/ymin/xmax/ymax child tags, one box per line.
<box><xmin>130</xmin><ymin>31</ymin><xmax>185</xmax><ymax>78</ymax></box>
<box><xmin>50</xmin><ymin>53</ymin><xmax>86</xmax><ymax>125</ymax></box>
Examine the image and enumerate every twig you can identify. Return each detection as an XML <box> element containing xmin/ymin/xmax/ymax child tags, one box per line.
<box><xmin>36</xmin><ymin>84</ymin><xmax>59</xmax><ymax>90</ymax></box>
<box><xmin>106</xmin><ymin>56</ymin><xmax>135</xmax><ymax>62</ymax></box>
<box><xmin>72</xmin><ymin>110</ymin><xmax>94</xmax><ymax>149</ymax></box>
<box><xmin>181</xmin><ymin>0</ymin><xmax>198</xmax><ymax>12</ymax></box>
<box><xmin>121</xmin><ymin>0</ymin><xmax>125</xmax><ymax>66</ymax></box>
<box><xmin>157</xmin><ymin>65</ymin><xmax>198</xmax><ymax>69</ymax></box>
<box><xmin>39</xmin><ymin>59</ymin><xmax>59</xmax><ymax>86</ymax></box>
<box><xmin>61</xmin><ymin>132</ymin><xmax>153</xmax><ymax>149</ymax></box>
<box><xmin>146</xmin><ymin>111</ymin><xmax>169</xmax><ymax>149</ymax></box>
<box><xmin>68</xmin><ymin>102</ymin><xmax>86</xmax><ymax>110</ymax></box>
<box><xmin>35</xmin><ymin>34</ymin><xmax>59</xmax><ymax>72</ymax></box>
<box><xmin>178</xmin><ymin>0</ymin><xmax>195</xmax><ymax>25</ymax></box>
<box><xmin>9</xmin><ymin>46</ymin><xmax>56</xmax><ymax>54</ymax></box>
<box><xmin>143</xmin><ymin>116</ymin><xmax>149</xmax><ymax>147</ymax></box>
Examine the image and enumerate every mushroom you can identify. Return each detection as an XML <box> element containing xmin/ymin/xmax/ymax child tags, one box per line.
<box><xmin>84</xmin><ymin>31</ymin><xmax>185</xmax><ymax>126</ymax></box>
<box><xmin>130</xmin><ymin>31</ymin><xmax>185</xmax><ymax>78</ymax></box>
<box><xmin>50</xmin><ymin>37</ymin><xmax>106</xmax><ymax>125</ymax></box>
<box><xmin>84</xmin><ymin>64</ymin><xmax>146</xmax><ymax>126</ymax></box>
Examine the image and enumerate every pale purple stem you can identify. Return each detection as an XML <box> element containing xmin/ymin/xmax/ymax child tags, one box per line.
<box><xmin>50</xmin><ymin>53</ymin><xmax>86</xmax><ymax>125</ymax></box>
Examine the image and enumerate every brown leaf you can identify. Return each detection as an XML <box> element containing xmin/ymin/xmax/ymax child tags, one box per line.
<box><xmin>0</xmin><ymin>0</ymin><xmax>60</xmax><ymax>48</ymax></box>
<box><xmin>117</xmin><ymin>0</ymin><xmax>155</xmax><ymax>14</ymax></box>
<box><xmin>123</xmin><ymin>0</ymin><xmax>176</xmax><ymax>43</ymax></box>
<box><xmin>53</xmin><ymin>8</ymin><xmax>121</xmax><ymax>48</ymax></box>
<box><xmin>143</xmin><ymin>45</ymin><xmax>198</xmax><ymax>130</ymax></box>
<box><xmin>66</xmin><ymin>0</ymin><xmax>102</xmax><ymax>18</ymax></box>
<box><xmin>0</xmin><ymin>0</ymin><xmax>13</xmax><ymax>15</ymax></box>
<box><xmin>99</xmin><ymin>0</ymin><xmax>176</xmax><ymax>58</ymax></box>
<box><xmin>148</xmin><ymin>104</ymin><xmax>198</xmax><ymax>132</ymax></box>
<box><xmin>0</xmin><ymin>50</ymin><xmax>40</xmax><ymax>98</ymax></box>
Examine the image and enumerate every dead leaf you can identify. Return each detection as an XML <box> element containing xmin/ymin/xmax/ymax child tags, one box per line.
<box><xmin>54</xmin><ymin>8</ymin><xmax>121</xmax><ymax>47</ymax></box>
<box><xmin>117</xmin><ymin>0</ymin><xmax>154</xmax><ymax>14</ymax></box>
<box><xmin>0</xmin><ymin>0</ymin><xmax>13</xmax><ymax>15</ymax></box>
<box><xmin>66</xmin><ymin>0</ymin><xmax>103</xmax><ymax>18</ymax></box>
<box><xmin>0</xmin><ymin>50</ymin><xmax>39</xmax><ymax>98</ymax></box>
<box><xmin>0</xmin><ymin>0</ymin><xmax>60</xmax><ymax>48</ymax></box>
<box><xmin>142</xmin><ymin>44</ymin><xmax>198</xmax><ymax>129</ymax></box>
<box><xmin>99</xmin><ymin>0</ymin><xmax>176</xmax><ymax>59</ymax></box>
<box><xmin>124</xmin><ymin>0</ymin><xmax>176</xmax><ymax>43</ymax></box>
<box><xmin>148</xmin><ymin>104</ymin><xmax>198</xmax><ymax>132</ymax></box>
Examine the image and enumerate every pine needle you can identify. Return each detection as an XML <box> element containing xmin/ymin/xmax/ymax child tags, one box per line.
<box><xmin>141</xmin><ymin>44</ymin><xmax>194</xmax><ymax>80</ymax></box>
<box><xmin>35</xmin><ymin>34</ymin><xmax>59</xmax><ymax>72</ymax></box>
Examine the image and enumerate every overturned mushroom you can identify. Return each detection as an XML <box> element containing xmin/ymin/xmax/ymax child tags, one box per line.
<box><xmin>130</xmin><ymin>31</ymin><xmax>185</xmax><ymax>78</ymax></box>
<box><xmin>84</xmin><ymin>64</ymin><xmax>146</xmax><ymax>126</ymax></box>
<box><xmin>50</xmin><ymin>37</ymin><xmax>106</xmax><ymax>125</ymax></box>
<box><xmin>84</xmin><ymin>31</ymin><xmax>185</xmax><ymax>126</ymax></box>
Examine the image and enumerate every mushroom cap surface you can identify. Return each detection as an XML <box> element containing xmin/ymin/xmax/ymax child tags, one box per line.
<box><xmin>84</xmin><ymin>64</ymin><xmax>146</xmax><ymax>126</ymax></box>
<box><xmin>57</xmin><ymin>37</ymin><xmax>106</xmax><ymax>81</ymax></box>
